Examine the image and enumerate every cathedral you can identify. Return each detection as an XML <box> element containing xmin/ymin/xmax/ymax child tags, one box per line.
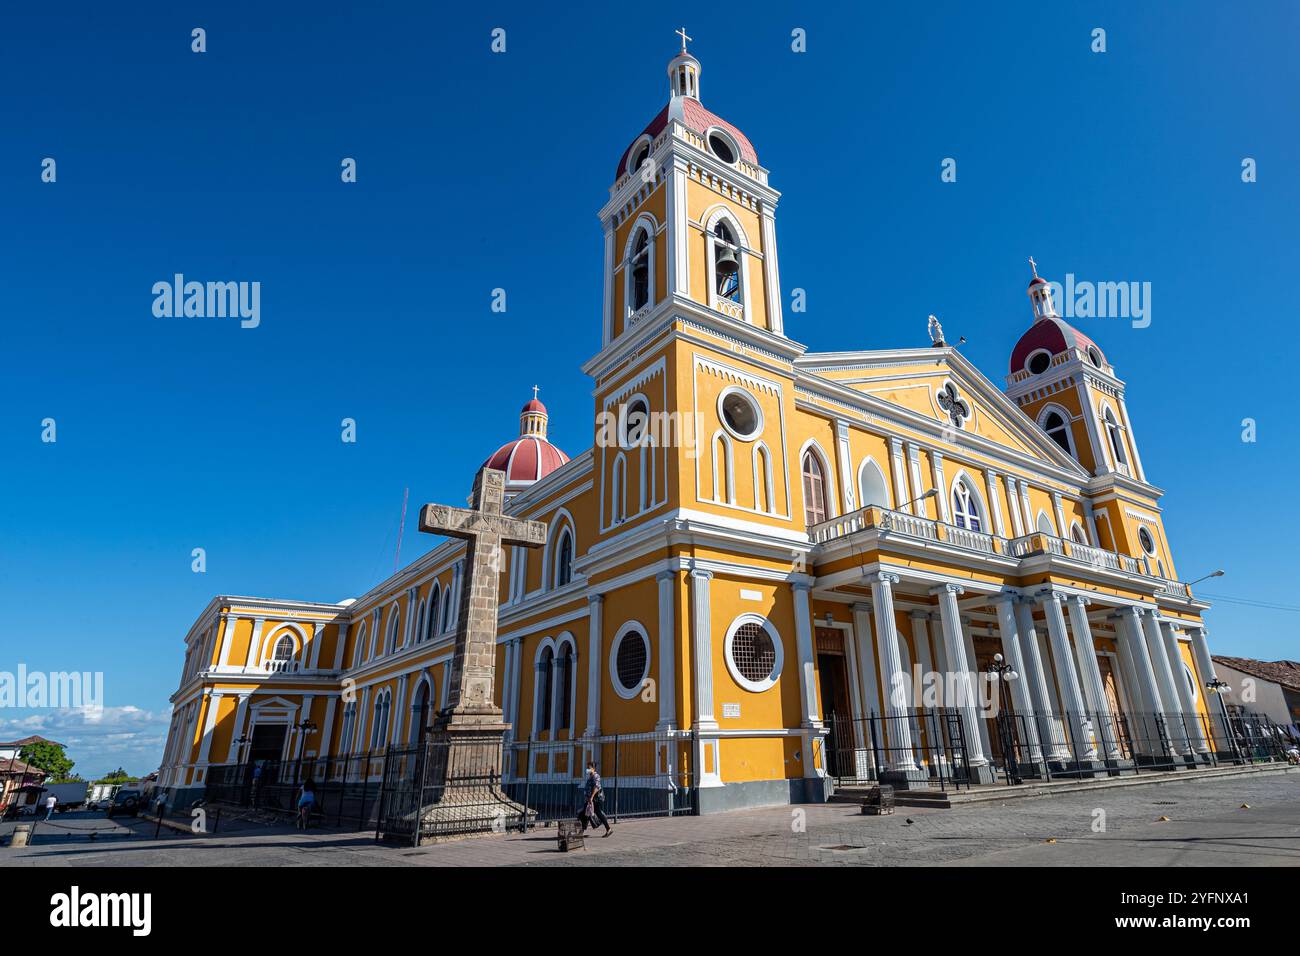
<box><xmin>158</xmin><ymin>37</ymin><xmax>1224</xmax><ymax>813</ymax></box>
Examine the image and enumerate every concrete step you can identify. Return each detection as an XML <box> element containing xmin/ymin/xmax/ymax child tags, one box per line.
<box><xmin>829</xmin><ymin>787</ymin><xmax>954</xmax><ymax>810</ymax></box>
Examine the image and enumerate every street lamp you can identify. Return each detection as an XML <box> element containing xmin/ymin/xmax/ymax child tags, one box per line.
<box><xmin>1205</xmin><ymin>677</ymin><xmax>1240</xmax><ymax>762</ymax></box>
<box><xmin>986</xmin><ymin>653</ymin><xmax>1021</xmax><ymax>784</ymax></box>
<box><xmin>1188</xmin><ymin>569</ymin><xmax>1225</xmax><ymax>586</ymax></box>
<box><xmin>897</xmin><ymin>488</ymin><xmax>938</xmax><ymax>512</ymax></box>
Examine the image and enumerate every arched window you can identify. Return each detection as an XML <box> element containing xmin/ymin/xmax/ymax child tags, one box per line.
<box><xmin>1070</xmin><ymin>522</ymin><xmax>1088</xmax><ymax>545</ymax></box>
<box><xmin>712</xmin><ymin>221</ymin><xmax>741</xmax><ymax>303</ymax></box>
<box><xmin>611</xmin><ymin>455</ymin><xmax>626</xmax><ymax>525</ymax></box>
<box><xmin>859</xmin><ymin>458</ymin><xmax>891</xmax><ymax>510</ymax></box>
<box><xmin>441</xmin><ymin>569</ymin><xmax>457</xmax><ymax>634</ymax></box>
<box><xmin>1036</xmin><ymin>510</ymin><xmax>1055</xmax><ymax>536</ymax></box>
<box><xmin>801</xmin><ymin>450</ymin><xmax>828</xmax><ymax>527</ymax></box>
<box><xmin>951</xmin><ymin>479</ymin><xmax>983</xmax><ymax>532</ymax></box>
<box><xmin>712</xmin><ymin>432</ymin><xmax>733</xmax><ymax>504</ymax></box>
<box><xmin>629</xmin><ymin>227</ymin><xmax>651</xmax><ymax>313</ymax></box>
<box><xmin>557</xmin><ymin>643</ymin><xmax>574</xmax><ymax>730</ymax></box>
<box><xmin>269</xmin><ymin>634</ymin><xmax>295</xmax><ymax>672</ymax></box>
<box><xmin>410</xmin><ymin>681</ymin><xmax>432</xmax><ymax>743</ymax></box>
<box><xmin>426</xmin><ymin>585</ymin><xmax>440</xmax><ymax>641</ymax></box>
<box><xmin>1039</xmin><ymin>408</ymin><xmax>1074</xmax><ymax>456</ymax></box>
<box><xmin>536</xmin><ymin>646</ymin><xmax>555</xmax><ymax>733</ymax></box>
<box><xmin>554</xmin><ymin>529</ymin><xmax>574</xmax><ymax>588</ymax></box>
<box><xmin>1103</xmin><ymin>407</ymin><xmax>1128</xmax><ymax>467</ymax></box>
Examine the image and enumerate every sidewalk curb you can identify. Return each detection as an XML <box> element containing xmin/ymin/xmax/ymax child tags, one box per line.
<box><xmin>942</xmin><ymin>763</ymin><xmax>1297</xmax><ymax>805</ymax></box>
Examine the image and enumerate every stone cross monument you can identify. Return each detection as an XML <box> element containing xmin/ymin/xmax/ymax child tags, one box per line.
<box><xmin>420</xmin><ymin>466</ymin><xmax>546</xmax><ymax>730</ymax></box>
<box><xmin>408</xmin><ymin>466</ymin><xmax>546</xmax><ymax>839</ymax></box>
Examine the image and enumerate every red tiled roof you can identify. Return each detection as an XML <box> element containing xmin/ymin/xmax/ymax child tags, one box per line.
<box><xmin>0</xmin><ymin>735</ymin><xmax>65</xmax><ymax>748</ymax></box>
<box><xmin>482</xmin><ymin>437</ymin><xmax>569</xmax><ymax>485</ymax></box>
<box><xmin>1010</xmin><ymin>317</ymin><xmax>1105</xmax><ymax>375</ymax></box>
<box><xmin>1213</xmin><ymin>656</ymin><xmax>1300</xmax><ymax>694</ymax></box>
<box><xmin>615</xmin><ymin>99</ymin><xmax>758</xmax><ymax>180</ymax></box>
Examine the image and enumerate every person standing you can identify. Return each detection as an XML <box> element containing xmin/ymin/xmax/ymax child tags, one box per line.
<box><xmin>296</xmin><ymin>779</ymin><xmax>316</xmax><ymax>830</ymax></box>
<box><xmin>578</xmin><ymin>760</ymin><xmax>611</xmax><ymax>837</ymax></box>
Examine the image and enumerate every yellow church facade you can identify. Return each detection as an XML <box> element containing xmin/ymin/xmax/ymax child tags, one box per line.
<box><xmin>159</xmin><ymin>39</ymin><xmax>1228</xmax><ymax>812</ymax></box>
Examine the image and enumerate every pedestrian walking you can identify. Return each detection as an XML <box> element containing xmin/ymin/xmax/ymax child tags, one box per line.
<box><xmin>43</xmin><ymin>793</ymin><xmax>57</xmax><ymax>820</ymax></box>
<box><xmin>577</xmin><ymin>760</ymin><xmax>611</xmax><ymax>837</ymax></box>
<box><xmin>296</xmin><ymin>779</ymin><xmax>316</xmax><ymax>830</ymax></box>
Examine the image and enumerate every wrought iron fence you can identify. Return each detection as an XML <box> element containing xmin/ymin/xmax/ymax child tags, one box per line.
<box><xmin>824</xmin><ymin>709</ymin><xmax>974</xmax><ymax>791</ymax></box>
<box><xmin>372</xmin><ymin>729</ymin><xmax>696</xmax><ymax>846</ymax></box>
<box><xmin>827</xmin><ymin>706</ymin><xmax>1289</xmax><ymax>792</ymax></box>
<box><xmin>205</xmin><ymin>751</ymin><xmax>388</xmax><ymax>829</ymax></box>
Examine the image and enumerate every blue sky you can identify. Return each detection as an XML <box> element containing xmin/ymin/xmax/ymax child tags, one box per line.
<box><xmin>2</xmin><ymin>1</ymin><xmax>1296</xmax><ymax>777</ymax></box>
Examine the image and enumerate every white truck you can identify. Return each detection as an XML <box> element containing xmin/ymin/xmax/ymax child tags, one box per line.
<box><xmin>39</xmin><ymin>782</ymin><xmax>90</xmax><ymax>812</ymax></box>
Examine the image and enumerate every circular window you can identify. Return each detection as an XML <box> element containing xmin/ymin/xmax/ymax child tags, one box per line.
<box><xmin>620</xmin><ymin>397</ymin><xmax>650</xmax><ymax>448</ymax></box>
<box><xmin>609</xmin><ymin>623</ymin><xmax>650</xmax><ymax>699</ymax></box>
<box><xmin>1087</xmin><ymin>346</ymin><xmax>1103</xmax><ymax>368</ymax></box>
<box><xmin>708</xmin><ymin>131</ymin><xmax>737</xmax><ymax>164</ymax></box>
<box><xmin>717</xmin><ymin>387</ymin><xmax>763</xmax><ymax>441</ymax></box>
<box><xmin>1137</xmin><ymin>526</ymin><xmax>1156</xmax><ymax>555</ymax></box>
<box><xmin>1026</xmin><ymin>349</ymin><xmax>1052</xmax><ymax>375</ymax></box>
<box><xmin>724</xmin><ymin>615</ymin><xmax>783</xmax><ymax>692</ymax></box>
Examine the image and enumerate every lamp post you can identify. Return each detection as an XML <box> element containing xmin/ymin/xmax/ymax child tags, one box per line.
<box><xmin>986</xmin><ymin>653</ymin><xmax>1021</xmax><ymax>785</ymax></box>
<box><xmin>897</xmin><ymin>488</ymin><xmax>938</xmax><ymax>514</ymax></box>
<box><xmin>1205</xmin><ymin>678</ymin><xmax>1240</xmax><ymax>762</ymax></box>
<box><xmin>1188</xmin><ymin>569</ymin><xmax>1225</xmax><ymax>587</ymax></box>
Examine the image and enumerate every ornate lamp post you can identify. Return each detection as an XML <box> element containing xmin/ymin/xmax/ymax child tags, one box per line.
<box><xmin>987</xmin><ymin>653</ymin><xmax>1021</xmax><ymax>785</ymax></box>
<box><xmin>1205</xmin><ymin>678</ymin><xmax>1240</xmax><ymax>762</ymax></box>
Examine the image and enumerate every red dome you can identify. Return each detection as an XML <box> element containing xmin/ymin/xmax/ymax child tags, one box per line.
<box><xmin>1010</xmin><ymin>317</ymin><xmax>1106</xmax><ymax>375</ymax></box>
<box><xmin>1028</xmin><ymin>275</ymin><xmax>1047</xmax><ymax>288</ymax></box>
<box><xmin>615</xmin><ymin>98</ymin><xmax>758</xmax><ymax>180</ymax></box>
<box><xmin>482</xmin><ymin>436</ymin><xmax>570</xmax><ymax>488</ymax></box>
<box><xmin>521</xmin><ymin>398</ymin><xmax>546</xmax><ymax>415</ymax></box>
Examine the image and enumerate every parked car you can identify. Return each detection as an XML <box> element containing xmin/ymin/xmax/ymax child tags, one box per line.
<box><xmin>106</xmin><ymin>789</ymin><xmax>142</xmax><ymax>817</ymax></box>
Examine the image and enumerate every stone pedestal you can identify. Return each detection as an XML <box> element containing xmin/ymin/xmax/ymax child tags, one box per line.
<box><xmin>413</xmin><ymin>714</ymin><xmax>536</xmax><ymax>842</ymax></box>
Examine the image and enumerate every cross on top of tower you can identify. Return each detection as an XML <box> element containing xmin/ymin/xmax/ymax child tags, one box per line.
<box><xmin>532</xmin><ymin>384</ymin><xmax>539</xmax><ymax>401</ymax></box>
<box><xmin>1028</xmin><ymin>255</ymin><xmax>1038</xmax><ymax>278</ymax></box>
<box><xmin>676</xmin><ymin>26</ymin><xmax>692</xmax><ymax>53</ymax></box>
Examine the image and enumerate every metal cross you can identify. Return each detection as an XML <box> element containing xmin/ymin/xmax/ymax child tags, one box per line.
<box><xmin>676</xmin><ymin>26</ymin><xmax>692</xmax><ymax>53</ymax></box>
<box><xmin>1028</xmin><ymin>255</ymin><xmax>1038</xmax><ymax>278</ymax></box>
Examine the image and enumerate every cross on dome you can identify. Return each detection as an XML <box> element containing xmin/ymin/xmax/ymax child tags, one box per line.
<box><xmin>1028</xmin><ymin>255</ymin><xmax>1038</xmax><ymax>278</ymax></box>
<box><xmin>676</xmin><ymin>26</ymin><xmax>692</xmax><ymax>53</ymax></box>
<box><xmin>532</xmin><ymin>385</ymin><xmax>539</xmax><ymax>401</ymax></box>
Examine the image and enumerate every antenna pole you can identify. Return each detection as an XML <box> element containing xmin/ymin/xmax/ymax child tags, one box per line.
<box><xmin>394</xmin><ymin>487</ymin><xmax>409</xmax><ymax>572</ymax></box>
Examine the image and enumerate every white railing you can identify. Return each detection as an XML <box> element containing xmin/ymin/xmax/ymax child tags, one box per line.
<box><xmin>713</xmin><ymin>297</ymin><xmax>744</xmax><ymax>321</ymax></box>
<box><xmin>940</xmin><ymin>523</ymin><xmax>997</xmax><ymax>554</ymax></box>
<box><xmin>265</xmin><ymin>659</ymin><xmax>299</xmax><ymax>674</ymax></box>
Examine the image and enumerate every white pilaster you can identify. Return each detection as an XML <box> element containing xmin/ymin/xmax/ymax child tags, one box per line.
<box><xmin>1161</xmin><ymin>622</ymin><xmax>1209</xmax><ymax>754</ymax></box>
<box><xmin>1036</xmin><ymin>590</ymin><xmax>1096</xmax><ymax>759</ymax></box>
<box><xmin>1066</xmin><ymin>596</ymin><xmax>1120</xmax><ymax>758</ymax></box>
<box><xmin>243</xmin><ymin>617</ymin><xmax>266</xmax><ymax>672</ymax></box>
<box><xmin>1139</xmin><ymin>608</ymin><xmax>1191</xmax><ymax>755</ymax></box>
<box><xmin>888</xmin><ymin>438</ymin><xmax>910</xmax><ymax>514</ymax></box>
<box><xmin>585</xmin><ymin>594</ymin><xmax>603</xmax><ymax>737</ymax></box>
<box><xmin>760</xmin><ymin>204</ymin><xmax>783</xmax><ymax>335</ymax></box>
<box><xmin>930</xmin><ymin>452</ymin><xmax>950</xmax><ymax>523</ymax></box>
<box><xmin>656</xmin><ymin>571</ymin><xmax>677</xmax><ymax>730</ymax></box>
<box><xmin>985</xmin><ymin>469</ymin><xmax>1007</xmax><ymax>537</ymax></box>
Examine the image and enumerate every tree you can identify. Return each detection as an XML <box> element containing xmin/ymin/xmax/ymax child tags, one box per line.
<box><xmin>19</xmin><ymin>741</ymin><xmax>74</xmax><ymax>780</ymax></box>
<box><xmin>94</xmin><ymin>768</ymin><xmax>132</xmax><ymax>784</ymax></box>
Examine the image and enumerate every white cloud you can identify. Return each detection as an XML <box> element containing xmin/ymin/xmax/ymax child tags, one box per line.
<box><xmin>0</xmin><ymin>705</ymin><xmax>172</xmax><ymax>779</ymax></box>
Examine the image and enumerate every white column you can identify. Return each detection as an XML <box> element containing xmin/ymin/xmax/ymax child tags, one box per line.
<box><xmin>992</xmin><ymin>596</ymin><xmax>1042</xmax><ymax>761</ymax></box>
<box><xmin>1004</xmin><ymin>476</ymin><xmax>1025</xmax><ymax>537</ymax></box>
<box><xmin>985</xmin><ymin>470</ymin><xmax>1007</xmax><ymax>537</ymax></box>
<box><xmin>1112</xmin><ymin>609</ymin><xmax>1166</xmax><ymax>758</ymax></box>
<box><xmin>888</xmin><ymin>438</ymin><xmax>910</xmax><ymax>514</ymax></box>
<box><xmin>905</xmin><ymin>443</ymin><xmax>928</xmax><ymax>519</ymax></box>
<box><xmin>852</xmin><ymin>603</ymin><xmax>881</xmax><ymax>717</ymax></box>
<box><xmin>243</xmin><ymin>617</ymin><xmax>265</xmax><ymax>671</ymax></box>
<box><xmin>930</xmin><ymin>583</ymin><xmax>989</xmax><ymax>769</ymax></box>
<box><xmin>1161</xmin><ymin>622</ymin><xmax>1209</xmax><ymax>754</ymax></box>
<box><xmin>585</xmin><ymin>595</ymin><xmax>603</xmax><ymax>737</ymax></box>
<box><xmin>1186</xmin><ymin>623</ymin><xmax>1230</xmax><ymax>744</ymax></box>
<box><xmin>688</xmin><ymin>566</ymin><xmax>721</xmax><ymax>787</ymax></box>
<box><xmin>1014</xmin><ymin>600</ymin><xmax>1068</xmax><ymax>760</ymax></box>
<box><xmin>1066</xmin><ymin>597</ymin><xmax>1120</xmax><ymax>758</ymax></box>
<box><xmin>669</xmin><ymin>158</ymin><xmax>689</xmax><ymax>297</ymax></box>
<box><xmin>930</xmin><ymin>452</ymin><xmax>950</xmax><ymax>523</ymax></box>
<box><xmin>760</xmin><ymin>205</ymin><xmax>783</xmax><ymax>334</ymax></box>
<box><xmin>1139</xmin><ymin>608</ymin><xmax>1191</xmax><ymax>755</ymax></box>
<box><xmin>791</xmin><ymin>582</ymin><xmax>821</xmax><ymax>729</ymax></box>
<box><xmin>835</xmin><ymin>421</ymin><xmax>856</xmax><ymax>514</ymax></box>
<box><xmin>1036</xmin><ymin>590</ymin><xmax>1096</xmax><ymax>759</ymax></box>
<box><xmin>867</xmin><ymin>573</ymin><xmax>918</xmax><ymax>772</ymax></box>
<box><xmin>507</xmin><ymin>637</ymin><xmax>523</xmax><ymax>730</ymax></box>
<box><xmin>195</xmin><ymin>691</ymin><xmax>224</xmax><ymax>769</ymax></box>
<box><xmin>960</xmin><ymin>615</ymin><xmax>994</xmax><ymax>760</ymax></box>
<box><xmin>656</xmin><ymin>571</ymin><xmax>677</xmax><ymax>729</ymax></box>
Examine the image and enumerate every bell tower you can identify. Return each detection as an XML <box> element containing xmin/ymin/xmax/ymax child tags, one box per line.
<box><xmin>594</xmin><ymin>31</ymin><xmax>789</xmax><ymax>353</ymax></box>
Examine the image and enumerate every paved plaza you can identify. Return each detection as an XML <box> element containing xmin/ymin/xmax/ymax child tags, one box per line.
<box><xmin>3</xmin><ymin>768</ymin><xmax>1297</xmax><ymax>867</ymax></box>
